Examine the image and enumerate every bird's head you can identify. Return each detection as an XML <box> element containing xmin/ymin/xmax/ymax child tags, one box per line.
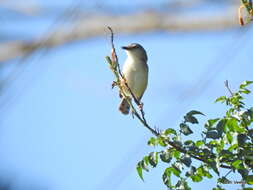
<box><xmin>122</xmin><ymin>43</ymin><xmax>148</xmax><ymax>62</ymax></box>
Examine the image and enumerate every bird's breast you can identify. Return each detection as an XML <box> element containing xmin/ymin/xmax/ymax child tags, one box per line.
<box><xmin>122</xmin><ymin>58</ymin><xmax>148</xmax><ymax>100</ymax></box>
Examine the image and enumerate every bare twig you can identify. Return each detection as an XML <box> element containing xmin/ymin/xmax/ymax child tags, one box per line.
<box><xmin>106</xmin><ymin>27</ymin><xmax>231</xmax><ymax>170</ymax></box>
<box><xmin>224</xmin><ymin>80</ymin><xmax>234</xmax><ymax>96</ymax></box>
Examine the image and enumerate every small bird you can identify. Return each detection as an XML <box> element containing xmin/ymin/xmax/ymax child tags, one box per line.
<box><xmin>119</xmin><ymin>43</ymin><xmax>148</xmax><ymax>115</ymax></box>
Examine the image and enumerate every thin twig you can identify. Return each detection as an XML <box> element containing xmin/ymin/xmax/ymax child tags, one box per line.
<box><xmin>224</xmin><ymin>80</ymin><xmax>233</xmax><ymax>96</ymax></box>
<box><xmin>224</xmin><ymin>169</ymin><xmax>233</xmax><ymax>178</ymax></box>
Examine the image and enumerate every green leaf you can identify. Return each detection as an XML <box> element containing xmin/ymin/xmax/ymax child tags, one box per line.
<box><xmin>163</xmin><ymin>168</ymin><xmax>172</xmax><ymax>188</ymax></box>
<box><xmin>226</xmin><ymin>133</ymin><xmax>233</xmax><ymax>144</ymax></box>
<box><xmin>157</xmin><ymin>136</ymin><xmax>167</xmax><ymax>147</ymax></box>
<box><xmin>205</xmin><ymin>118</ymin><xmax>220</xmax><ymax>129</ymax></box>
<box><xmin>191</xmin><ymin>174</ymin><xmax>203</xmax><ymax>182</ymax></box>
<box><xmin>181</xmin><ymin>156</ymin><xmax>192</xmax><ymax>167</ymax></box>
<box><xmin>232</xmin><ymin>160</ymin><xmax>242</xmax><ymax>169</ymax></box>
<box><xmin>215</xmin><ymin>96</ymin><xmax>227</xmax><ymax>103</ymax></box>
<box><xmin>239</xmin><ymin>88</ymin><xmax>251</xmax><ymax>94</ymax></box>
<box><xmin>142</xmin><ymin>156</ymin><xmax>149</xmax><ymax>171</ymax></box>
<box><xmin>246</xmin><ymin>175</ymin><xmax>253</xmax><ymax>185</ymax></box>
<box><xmin>184</xmin><ymin>115</ymin><xmax>199</xmax><ymax>124</ymax></box>
<box><xmin>175</xmin><ymin>178</ymin><xmax>191</xmax><ymax>190</ymax></box>
<box><xmin>170</xmin><ymin>165</ymin><xmax>181</xmax><ymax>177</ymax></box>
<box><xmin>196</xmin><ymin>140</ymin><xmax>204</xmax><ymax>147</ymax></box>
<box><xmin>147</xmin><ymin>137</ymin><xmax>157</xmax><ymax>146</ymax></box>
<box><xmin>184</xmin><ymin>140</ymin><xmax>194</xmax><ymax>146</ymax></box>
<box><xmin>240</xmin><ymin>81</ymin><xmax>253</xmax><ymax>89</ymax></box>
<box><xmin>225</xmin><ymin>117</ymin><xmax>238</xmax><ymax>132</ymax></box>
<box><xmin>180</xmin><ymin>123</ymin><xmax>193</xmax><ymax>135</ymax></box>
<box><xmin>160</xmin><ymin>151</ymin><xmax>172</xmax><ymax>163</ymax></box>
<box><xmin>164</xmin><ymin>128</ymin><xmax>177</xmax><ymax>136</ymax></box>
<box><xmin>187</xmin><ymin>110</ymin><xmax>205</xmax><ymax>116</ymax></box>
<box><xmin>136</xmin><ymin>162</ymin><xmax>144</xmax><ymax>181</ymax></box>
<box><xmin>172</xmin><ymin>150</ymin><xmax>181</xmax><ymax>159</ymax></box>
<box><xmin>148</xmin><ymin>152</ymin><xmax>158</xmax><ymax>167</ymax></box>
<box><xmin>228</xmin><ymin>143</ymin><xmax>238</xmax><ymax>151</ymax></box>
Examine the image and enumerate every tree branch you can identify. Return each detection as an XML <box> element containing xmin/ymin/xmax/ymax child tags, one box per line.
<box><xmin>1</xmin><ymin>9</ymin><xmax>239</xmax><ymax>62</ymax></box>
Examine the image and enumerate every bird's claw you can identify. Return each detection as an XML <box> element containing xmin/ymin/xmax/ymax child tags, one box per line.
<box><xmin>112</xmin><ymin>81</ymin><xmax>117</xmax><ymax>89</ymax></box>
<box><xmin>138</xmin><ymin>103</ymin><xmax>144</xmax><ymax>111</ymax></box>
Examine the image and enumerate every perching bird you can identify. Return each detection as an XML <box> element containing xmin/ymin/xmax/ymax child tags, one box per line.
<box><xmin>119</xmin><ymin>43</ymin><xmax>148</xmax><ymax>115</ymax></box>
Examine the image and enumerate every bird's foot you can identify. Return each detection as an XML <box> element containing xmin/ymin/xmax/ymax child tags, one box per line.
<box><xmin>112</xmin><ymin>81</ymin><xmax>117</xmax><ymax>89</ymax></box>
<box><xmin>138</xmin><ymin>103</ymin><xmax>144</xmax><ymax>111</ymax></box>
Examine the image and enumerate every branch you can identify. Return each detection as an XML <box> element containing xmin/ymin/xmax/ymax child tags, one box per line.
<box><xmin>1</xmin><ymin>9</ymin><xmax>239</xmax><ymax>62</ymax></box>
<box><xmin>106</xmin><ymin>27</ymin><xmax>231</xmax><ymax>170</ymax></box>
<box><xmin>224</xmin><ymin>80</ymin><xmax>234</xmax><ymax>96</ymax></box>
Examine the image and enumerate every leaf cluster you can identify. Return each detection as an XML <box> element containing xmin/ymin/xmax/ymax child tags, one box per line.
<box><xmin>137</xmin><ymin>81</ymin><xmax>253</xmax><ymax>189</ymax></box>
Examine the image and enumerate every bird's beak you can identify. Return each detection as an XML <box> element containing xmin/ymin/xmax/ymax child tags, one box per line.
<box><xmin>121</xmin><ymin>46</ymin><xmax>131</xmax><ymax>50</ymax></box>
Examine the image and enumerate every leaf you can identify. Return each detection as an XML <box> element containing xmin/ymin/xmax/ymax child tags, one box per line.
<box><xmin>184</xmin><ymin>115</ymin><xmax>199</xmax><ymax>124</ymax></box>
<box><xmin>210</xmin><ymin>161</ymin><xmax>219</xmax><ymax>175</ymax></box>
<box><xmin>195</xmin><ymin>140</ymin><xmax>204</xmax><ymax>147</ymax></box>
<box><xmin>226</xmin><ymin>133</ymin><xmax>233</xmax><ymax>144</ymax></box>
<box><xmin>187</xmin><ymin>110</ymin><xmax>205</xmax><ymax>116</ymax></box>
<box><xmin>183</xmin><ymin>110</ymin><xmax>204</xmax><ymax>124</ymax></box>
<box><xmin>191</xmin><ymin>174</ymin><xmax>203</xmax><ymax>182</ymax></box>
<box><xmin>240</xmin><ymin>81</ymin><xmax>253</xmax><ymax>89</ymax></box>
<box><xmin>172</xmin><ymin>150</ymin><xmax>181</xmax><ymax>159</ymax></box>
<box><xmin>147</xmin><ymin>137</ymin><xmax>157</xmax><ymax>146</ymax></box>
<box><xmin>181</xmin><ymin>156</ymin><xmax>192</xmax><ymax>167</ymax></box>
<box><xmin>160</xmin><ymin>151</ymin><xmax>172</xmax><ymax>163</ymax></box>
<box><xmin>171</xmin><ymin>165</ymin><xmax>181</xmax><ymax>177</ymax></box>
<box><xmin>205</xmin><ymin>118</ymin><xmax>220</xmax><ymax>129</ymax></box>
<box><xmin>175</xmin><ymin>178</ymin><xmax>191</xmax><ymax>190</ymax></box>
<box><xmin>246</xmin><ymin>175</ymin><xmax>253</xmax><ymax>185</ymax></box>
<box><xmin>164</xmin><ymin>128</ymin><xmax>177</xmax><ymax>136</ymax></box>
<box><xmin>228</xmin><ymin>143</ymin><xmax>238</xmax><ymax>151</ymax></box>
<box><xmin>142</xmin><ymin>157</ymin><xmax>149</xmax><ymax>171</ymax></box>
<box><xmin>157</xmin><ymin>136</ymin><xmax>167</xmax><ymax>147</ymax></box>
<box><xmin>215</xmin><ymin>96</ymin><xmax>227</xmax><ymax>103</ymax></box>
<box><xmin>162</xmin><ymin>168</ymin><xmax>172</xmax><ymax>188</ymax></box>
<box><xmin>238</xmin><ymin>168</ymin><xmax>249</xmax><ymax>178</ymax></box>
<box><xmin>237</xmin><ymin>134</ymin><xmax>248</xmax><ymax>147</ymax></box>
<box><xmin>216</xmin><ymin>119</ymin><xmax>226</xmax><ymax>137</ymax></box>
<box><xmin>184</xmin><ymin>140</ymin><xmax>194</xmax><ymax>146</ymax></box>
<box><xmin>136</xmin><ymin>162</ymin><xmax>144</xmax><ymax>181</ymax></box>
<box><xmin>180</xmin><ymin>123</ymin><xmax>193</xmax><ymax>135</ymax></box>
<box><xmin>148</xmin><ymin>152</ymin><xmax>158</xmax><ymax>167</ymax></box>
<box><xmin>239</xmin><ymin>88</ymin><xmax>251</xmax><ymax>94</ymax></box>
<box><xmin>206</xmin><ymin>131</ymin><xmax>220</xmax><ymax>139</ymax></box>
<box><xmin>232</xmin><ymin>160</ymin><xmax>242</xmax><ymax>169</ymax></box>
<box><xmin>218</xmin><ymin>177</ymin><xmax>231</xmax><ymax>184</ymax></box>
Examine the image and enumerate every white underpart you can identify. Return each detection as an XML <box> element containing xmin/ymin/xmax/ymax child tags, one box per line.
<box><xmin>122</xmin><ymin>51</ymin><xmax>148</xmax><ymax>100</ymax></box>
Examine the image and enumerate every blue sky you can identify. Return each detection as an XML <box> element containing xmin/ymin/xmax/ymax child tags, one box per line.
<box><xmin>0</xmin><ymin>0</ymin><xmax>252</xmax><ymax>190</ymax></box>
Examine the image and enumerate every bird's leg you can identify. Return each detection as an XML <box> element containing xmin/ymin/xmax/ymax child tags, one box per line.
<box><xmin>111</xmin><ymin>81</ymin><xmax>117</xmax><ymax>89</ymax></box>
<box><xmin>138</xmin><ymin>102</ymin><xmax>144</xmax><ymax>111</ymax></box>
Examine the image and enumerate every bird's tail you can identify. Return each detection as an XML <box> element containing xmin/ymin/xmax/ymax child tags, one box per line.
<box><xmin>119</xmin><ymin>98</ymin><xmax>130</xmax><ymax>115</ymax></box>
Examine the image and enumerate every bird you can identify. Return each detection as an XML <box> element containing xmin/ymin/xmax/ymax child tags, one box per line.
<box><xmin>119</xmin><ymin>43</ymin><xmax>148</xmax><ymax>115</ymax></box>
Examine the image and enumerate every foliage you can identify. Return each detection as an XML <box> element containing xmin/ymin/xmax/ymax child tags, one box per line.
<box><xmin>136</xmin><ymin>81</ymin><xmax>253</xmax><ymax>189</ymax></box>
